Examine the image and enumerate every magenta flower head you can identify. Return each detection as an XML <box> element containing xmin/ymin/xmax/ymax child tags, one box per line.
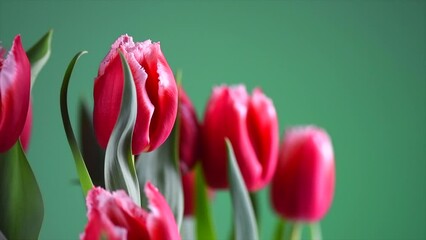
<box><xmin>201</xmin><ymin>85</ymin><xmax>279</xmax><ymax>191</ymax></box>
<box><xmin>81</xmin><ymin>182</ymin><xmax>181</xmax><ymax>240</ymax></box>
<box><xmin>93</xmin><ymin>34</ymin><xmax>178</xmax><ymax>155</ymax></box>
<box><xmin>178</xmin><ymin>86</ymin><xmax>200</xmax><ymax>173</ymax></box>
<box><xmin>271</xmin><ymin>126</ymin><xmax>335</xmax><ymax>222</ymax></box>
<box><xmin>0</xmin><ymin>35</ymin><xmax>31</xmax><ymax>152</ymax></box>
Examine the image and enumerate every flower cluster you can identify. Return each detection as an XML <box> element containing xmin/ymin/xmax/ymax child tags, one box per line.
<box><xmin>0</xmin><ymin>33</ymin><xmax>335</xmax><ymax>240</ymax></box>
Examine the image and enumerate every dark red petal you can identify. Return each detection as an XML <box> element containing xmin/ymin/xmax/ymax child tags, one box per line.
<box><xmin>0</xmin><ymin>35</ymin><xmax>31</xmax><ymax>152</ymax></box>
<box><xmin>178</xmin><ymin>86</ymin><xmax>200</xmax><ymax>172</ymax></box>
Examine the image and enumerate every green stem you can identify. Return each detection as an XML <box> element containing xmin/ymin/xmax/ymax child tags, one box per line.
<box><xmin>309</xmin><ymin>223</ymin><xmax>322</xmax><ymax>240</ymax></box>
<box><xmin>289</xmin><ymin>222</ymin><xmax>302</xmax><ymax>240</ymax></box>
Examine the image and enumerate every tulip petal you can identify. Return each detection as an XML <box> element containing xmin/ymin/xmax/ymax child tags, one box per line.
<box><xmin>245</xmin><ymin>89</ymin><xmax>279</xmax><ymax>190</ymax></box>
<box><xmin>140</xmin><ymin>42</ymin><xmax>177</xmax><ymax>152</ymax></box>
<box><xmin>145</xmin><ymin>182</ymin><xmax>181</xmax><ymax>240</ymax></box>
<box><xmin>0</xmin><ymin>35</ymin><xmax>31</xmax><ymax>152</ymax></box>
<box><xmin>93</xmin><ymin>52</ymin><xmax>123</xmax><ymax>149</ymax></box>
<box><xmin>81</xmin><ymin>187</ymin><xmax>149</xmax><ymax>240</ymax></box>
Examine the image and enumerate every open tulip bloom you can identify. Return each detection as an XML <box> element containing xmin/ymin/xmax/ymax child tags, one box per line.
<box><xmin>0</xmin><ymin>32</ymin><xmax>336</xmax><ymax>240</ymax></box>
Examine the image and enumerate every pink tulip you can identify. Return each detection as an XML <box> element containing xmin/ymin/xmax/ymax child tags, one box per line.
<box><xmin>93</xmin><ymin>34</ymin><xmax>177</xmax><ymax>155</ymax></box>
<box><xmin>0</xmin><ymin>35</ymin><xmax>31</xmax><ymax>152</ymax></box>
<box><xmin>271</xmin><ymin>126</ymin><xmax>335</xmax><ymax>222</ymax></box>
<box><xmin>201</xmin><ymin>85</ymin><xmax>279</xmax><ymax>191</ymax></box>
<box><xmin>81</xmin><ymin>182</ymin><xmax>181</xmax><ymax>240</ymax></box>
<box><xmin>178</xmin><ymin>86</ymin><xmax>200</xmax><ymax>173</ymax></box>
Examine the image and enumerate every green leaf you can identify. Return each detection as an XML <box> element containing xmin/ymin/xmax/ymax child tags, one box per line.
<box><xmin>79</xmin><ymin>100</ymin><xmax>105</xmax><ymax>187</ymax></box>
<box><xmin>26</xmin><ymin>29</ymin><xmax>53</xmax><ymax>88</ymax></box>
<box><xmin>104</xmin><ymin>52</ymin><xmax>140</xmax><ymax>205</ymax></box>
<box><xmin>0</xmin><ymin>142</ymin><xmax>44</xmax><ymax>239</ymax></box>
<box><xmin>195</xmin><ymin>164</ymin><xmax>217</xmax><ymax>240</ymax></box>
<box><xmin>136</xmin><ymin>123</ymin><xmax>183</xmax><ymax>228</ymax></box>
<box><xmin>226</xmin><ymin>139</ymin><xmax>259</xmax><ymax>240</ymax></box>
<box><xmin>60</xmin><ymin>51</ymin><xmax>94</xmax><ymax>196</ymax></box>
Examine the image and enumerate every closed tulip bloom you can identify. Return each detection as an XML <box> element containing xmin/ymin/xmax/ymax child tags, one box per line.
<box><xmin>81</xmin><ymin>182</ymin><xmax>181</xmax><ymax>240</ymax></box>
<box><xmin>271</xmin><ymin>126</ymin><xmax>335</xmax><ymax>222</ymax></box>
<box><xmin>201</xmin><ymin>85</ymin><xmax>279</xmax><ymax>191</ymax></box>
<box><xmin>94</xmin><ymin>34</ymin><xmax>177</xmax><ymax>155</ymax></box>
<box><xmin>0</xmin><ymin>35</ymin><xmax>31</xmax><ymax>152</ymax></box>
<box><xmin>178</xmin><ymin>86</ymin><xmax>200</xmax><ymax>173</ymax></box>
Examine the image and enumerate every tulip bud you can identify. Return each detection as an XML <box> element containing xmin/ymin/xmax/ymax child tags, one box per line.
<box><xmin>271</xmin><ymin>126</ymin><xmax>335</xmax><ymax>222</ymax></box>
<box><xmin>0</xmin><ymin>35</ymin><xmax>31</xmax><ymax>153</ymax></box>
<box><xmin>201</xmin><ymin>85</ymin><xmax>279</xmax><ymax>191</ymax></box>
<box><xmin>93</xmin><ymin>34</ymin><xmax>178</xmax><ymax>155</ymax></box>
<box><xmin>81</xmin><ymin>182</ymin><xmax>181</xmax><ymax>240</ymax></box>
<box><xmin>178</xmin><ymin>86</ymin><xmax>200</xmax><ymax>173</ymax></box>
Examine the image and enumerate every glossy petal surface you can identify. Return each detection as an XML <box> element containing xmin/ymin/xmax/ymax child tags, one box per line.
<box><xmin>0</xmin><ymin>35</ymin><xmax>31</xmax><ymax>152</ymax></box>
<box><xmin>271</xmin><ymin>126</ymin><xmax>335</xmax><ymax>222</ymax></box>
<box><xmin>81</xmin><ymin>183</ymin><xmax>180</xmax><ymax>240</ymax></box>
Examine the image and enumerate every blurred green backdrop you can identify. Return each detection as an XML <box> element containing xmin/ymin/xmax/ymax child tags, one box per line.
<box><xmin>1</xmin><ymin>0</ymin><xmax>425</xmax><ymax>239</ymax></box>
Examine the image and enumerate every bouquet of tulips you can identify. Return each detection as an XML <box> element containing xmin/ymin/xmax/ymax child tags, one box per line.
<box><xmin>0</xmin><ymin>31</ymin><xmax>335</xmax><ymax>240</ymax></box>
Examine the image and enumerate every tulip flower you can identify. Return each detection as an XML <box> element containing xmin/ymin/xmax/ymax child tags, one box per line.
<box><xmin>201</xmin><ymin>85</ymin><xmax>279</xmax><ymax>191</ymax></box>
<box><xmin>178</xmin><ymin>86</ymin><xmax>200</xmax><ymax>173</ymax></box>
<box><xmin>271</xmin><ymin>126</ymin><xmax>335</xmax><ymax>222</ymax></box>
<box><xmin>0</xmin><ymin>35</ymin><xmax>31</xmax><ymax>152</ymax></box>
<box><xmin>93</xmin><ymin>34</ymin><xmax>177</xmax><ymax>155</ymax></box>
<box><xmin>81</xmin><ymin>182</ymin><xmax>181</xmax><ymax>240</ymax></box>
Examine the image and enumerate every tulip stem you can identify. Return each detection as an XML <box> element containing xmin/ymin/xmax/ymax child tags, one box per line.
<box><xmin>309</xmin><ymin>223</ymin><xmax>322</xmax><ymax>240</ymax></box>
<box><xmin>288</xmin><ymin>222</ymin><xmax>302</xmax><ymax>240</ymax></box>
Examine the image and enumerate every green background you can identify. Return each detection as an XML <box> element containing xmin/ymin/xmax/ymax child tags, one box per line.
<box><xmin>1</xmin><ymin>0</ymin><xmax>425</xmax><ymax>239</ymax></box>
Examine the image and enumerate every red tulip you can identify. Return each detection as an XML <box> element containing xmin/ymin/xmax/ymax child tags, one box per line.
<box><xmin>93</xmin><ymin>34</ymin><xmax>177</xmax><ymax>155</ymax></box>
<box><xmin>0</xmin><ymin>35</ymin><xmax>31</xmax><ymax>152</ymax></box>
<box><xmin>178</xmin><ymin>86</ymin><xmax>200</xmax><ymax>173</ymax></box>
<box><xmin>271</xmin><ymin>126</ymin><xmax>335</xmax><ymax>222</ymax></box>
<box><xmin>81</xmin><ymin>182</ymin><xmax>181</xmax><ymax>240</ymax></box>
<box><xmin>201</xmin><ymin>85</ymin><xmax>279</xmax><ymax>191</ymax></box>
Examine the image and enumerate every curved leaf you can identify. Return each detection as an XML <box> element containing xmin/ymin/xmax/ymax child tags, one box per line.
<box><xmin>195</xmin><ymin>164</ymin><xmax>217</xmax><ymax>240</ymax></box>
<box><xmin>60</xmin><ymin>51</ymin><xmax>93</xmax><ymax>196</ymax></box>
<box><xmin>136</xmin><ymin>123</ymin><xmax>183</xmax><ymax>228</ymax></box>
<box><xmin>226</xmin><ymin>139</ymin><xmax>259</xmax><ymax>240</ymax></box>
<box><xmin>26</xmin><ymin>29</ymin><xmax>53</xmax><ymax>88</ymax></box>
<box><xmin>104</xmin><ymin>52</ymin><xmax>140</xmax><ymax>205</ymax></box>
<box><xmin>0</xmin><ymin>142</ymin><xmax>44</xmax><ymax>239</ymax></box>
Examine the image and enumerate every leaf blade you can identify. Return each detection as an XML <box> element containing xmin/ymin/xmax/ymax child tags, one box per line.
<box><xmin>26</xmin><ymin>29</ymin><xmax>53</xmax><ymax>88</ymax></box>
<box><xmin>60</xmin><ymin>51</ymin><xmax>94</xmax><ymax>196</ymax></box>
<box><xmin>0</xmin><ymin>142</ymin><xmax>44</xmax><ymax>239</ymax></box>
<box><xmin>226</xmin><ymin>139</ymin><xmax>259</xmax><ymax>240</ymax></box>
<box><xmin>104</xmin><ymin>52</ymin><xmax>140</xmax><ymax>205</ymax></box>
